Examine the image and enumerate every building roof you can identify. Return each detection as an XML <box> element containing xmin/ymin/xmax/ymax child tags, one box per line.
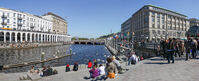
<box><xmin>43</xmin><ymin>12</ymin><xmax>66</xmax><ymax>21</ymax></box>
<box><xmin>145</xmin><ymin>5</ymin><xmax>187</xmax><ymax>17</ymax></box>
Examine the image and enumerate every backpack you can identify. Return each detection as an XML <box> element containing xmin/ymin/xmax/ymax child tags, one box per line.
<box><xmin>131</xmin><ymin>60</ymin><xmax>136</xmax><ymax>65</ymax></box>
<box><xmin>107</xmin><ymin>72</ymin><xmax>115</xmax><ymax>79</ymax></box>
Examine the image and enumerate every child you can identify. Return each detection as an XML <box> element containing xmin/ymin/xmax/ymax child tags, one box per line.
<box><xmin>65</xmin><ymin>64</ymin><xmax>70</xmax><ymax>72</ymax></box>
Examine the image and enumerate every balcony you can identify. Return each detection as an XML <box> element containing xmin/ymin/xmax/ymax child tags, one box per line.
<box><xmin>17</xmin><ymin>23</ymin><xmax>23</xmax><ymax>26</ymax></box>
<box><xmin>1</xmin><ymin>15</ymin><xmax>7</xmax><ymax>19</ymax></box>
<box><xmin>30</xmin><ymin>26</ymin><xmax>35</xmax><ymax>29</ymax></box>
<box><xmin>1</xmin><ymin>22</ymin><xmax>7</xmax><ymax>25</ymax></box>
<box><xmin>18</xmin><ymin>17</ymin><xmax>22</xmax><ymax>20</ymax></box>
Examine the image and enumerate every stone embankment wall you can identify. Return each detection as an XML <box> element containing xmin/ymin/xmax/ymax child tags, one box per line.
<box><xmin>0</xmin><ymin>42</ymin><xmax>70</xmax><ymax>49</ymax></box>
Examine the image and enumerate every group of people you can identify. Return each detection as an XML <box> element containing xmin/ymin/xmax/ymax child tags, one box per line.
<box><xmin>159</xmin><ymin>37</ymin><xmax>199</xmax><ymax>63</ymax></box>
<box><xmin>30</xmin><ymin>65</ymin><xmax>58</xmax><ymax>77</ymax></box>
<box><xmin>65</xmin><ymin>62</ymin><xmax>79</xmax><ymax>72</ymax></box>
<box><xmin>87</xmin><ymin>56</ymin><xmax>125</xmax><ymax>80</ymax></box>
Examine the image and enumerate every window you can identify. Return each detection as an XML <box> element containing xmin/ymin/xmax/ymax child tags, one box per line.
<box><xmin>152</xmin><ymin>12</ymin><xmax>155</xmax><ymax>16</ymax></box>
<box><xmin>23</xmin><ymin>15</ymin><xmax>25</xmax><ymax>18</ymax></box>
<box><xmin>157</xmin><ymin>18</ymin><xmax>160</xmax><ymax>23</ymax></box>
<box><xmin>163</xmin><ymin>31</ymin><xmax>165</xmax><ymax>34</ymax></box>
<box><xmin>158</xmin><ymin>30</ymin><xmax>160</xmax><ymax>34</ymax></box>
<box><xmin>152</xmin><ymin>17</ymin><xmax>155</xmax><ymax>22</ymax></box>
<box><xmin>13</xmin><ymin>13</ymin><xmax>16</xmax><ymax>17</ymax></box>
<box><xmin>7</xmin><ymin>19</ymin><xmax>9</xmax><ymax>23</ymax></box>
<box><xmin>157</xmin><ymin>13</ymin><xmax>160</xmax><ymax>18</ymax></box>
<box><xmin>157</xmin><ymin>24</ymin><xmax>160</xmax><ymax>29</ymax></box>
<box><xmin>152</xmin><ymin>30</ymin><xmax>156</xmax><ymax>34</ymax></box>
<box><xmin>162</xmin><ymin>18</ymin><xmax>164</xmax><ymax>23</ymax></box>
<box><xmin>152</xmin><ymin>24</ymin><xmax>155</xmax><ymax>28</ymax></box>
<box><xmin>7</xmin><ymin>13</ymin><xmax>9</xmax><ymax>17</ymax></box>
<box><xmin>162</xmin><ymin>25</ymin><xmax>165</xmax><ymax>29</ymax></box>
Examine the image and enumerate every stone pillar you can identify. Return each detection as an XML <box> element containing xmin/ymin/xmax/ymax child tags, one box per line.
<box><xmin>34</xmin><ymin>34</ymin><xmax>36</xmax><ymax>42</ymax></box>
<box><xmin>4</xmin><ymin>31</ymin><xmax>6</xmax><ymax>43</ymax></box>
<box><xmin>9</xmin><ymin>32</ymin><xmax>12</xmax><ymax>43</ymax></box>
<box><xmin>30</xmin><ymin>33</ymin><xmax>32</xmax><ymax>42</ymax></box>
<box><xmin>20</xmin><ymin>33</ymin><xmax>23</xmax><ymax>43</ymax></box>
<box><xmin>49</xmin><ymin>35</ymin><xmax>51</xmax><ymax>42</ymax></box>
<box><xmin>15</xmin><ymin>32</ymin><xmax>17</xmax><ymax>43</ymax></box>
<box><xmin>25</xmin><ymin>33</ymin><xmax>28</xmax><ymax>42</ymax></box>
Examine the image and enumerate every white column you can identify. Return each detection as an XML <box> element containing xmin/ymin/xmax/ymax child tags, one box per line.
<box><xmin>15</xmin><ymin>32</ymin><xmax>17</xmax><ymax>43</ymax></box>
<box><xmin>49</xmin><ymin>35</ymin><xmax>51</xmax><ymax>42</ymax></box>
<box><xmin>4</xmin><ymin>31</ymin><xmax>6</xmax><ymax>43</ymax></box>
<box><xmin>25</xmin><ymin>33</ymin><xmax>28</xmax><ymax>42</ymax></box>
<box><xmin>9</xmin><ymin>32</ymin><xmax>12</xmax><ymax>43</ymax></box>
<box><xmin>20</xmin><ymin>33</ymin><xmax>23</xmax><ymax>43</ymax></box>
<box><xmin>34</xmin><ymin>34</ymin><xmax>36</xmax><ymax>42</ymax></box>
<box><xmin>30</xmin><ymin>33</ymin><xmax>32</xmax><ymax>42</ymax></box>
<box><xmin>56</xmin><ymin>35</ymin><xmax>57</xmax><ymax>42</ymax></box>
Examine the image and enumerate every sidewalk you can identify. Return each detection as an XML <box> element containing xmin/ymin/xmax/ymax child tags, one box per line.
<box><xmin>1</xmin><ymin>57</ymin><xmax>199</xmax><ymax>81</ymax></box>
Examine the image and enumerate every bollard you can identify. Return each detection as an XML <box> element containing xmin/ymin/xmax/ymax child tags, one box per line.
<box><xmin>70</xmin><ymin>48</ymin><xmax>72</xmax><ymax>55</ymax></box>
<box><xmin>41</xmin><ymin>52</ymin><xmax>45</xmax><ymax>67</ymax></box>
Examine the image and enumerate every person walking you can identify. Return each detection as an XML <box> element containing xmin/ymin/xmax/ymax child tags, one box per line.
<box><xmin>166</xmin><ymin>38</ymin><xmax>175</xmax><ymax>63</ymax></box>
<box><xmin>185</xmin><ymin>37</ymin><xmax>192</xmax><ymax>61</ymax></box>
<box><xmin>191</xmin><ymin>39</ymin><xmax>197</xmax><ymax>59</ymax></box>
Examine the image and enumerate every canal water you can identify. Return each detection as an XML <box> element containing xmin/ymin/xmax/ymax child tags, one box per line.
<box><xmin>0</xmin><ymin>45</ymin><xmax>111</xmax><ymax>73</ymax></box>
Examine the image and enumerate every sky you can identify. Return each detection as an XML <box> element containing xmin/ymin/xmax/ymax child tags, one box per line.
<box><xmin>0</xmin><ymin>0</ymin><xmax>199</xmax><ymax>38</ymax></box>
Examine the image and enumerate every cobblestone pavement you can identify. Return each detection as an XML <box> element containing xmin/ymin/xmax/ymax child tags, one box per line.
<box><xmin>1</xmin><ymin>56</ymin><xmax>199</xmax><ymax>81</ymax></box>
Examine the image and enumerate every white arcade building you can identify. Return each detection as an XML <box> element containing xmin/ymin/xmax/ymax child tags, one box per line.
<box><xmin>0</xmin><ymin>8</ymin><xmax>71</xmax><ymax>43</ymax></box>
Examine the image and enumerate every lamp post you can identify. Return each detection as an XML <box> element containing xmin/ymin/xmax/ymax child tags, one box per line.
<box><xmin>41</xmin><ymin>52</ymin><xmax>45</xmax><ymax>67</ymax></box>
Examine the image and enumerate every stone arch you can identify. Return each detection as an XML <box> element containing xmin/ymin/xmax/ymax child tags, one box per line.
<box><xmin>22</xmin><ymin>33</ymin><xmax>25</xmax><ymax>42</ymax></box>
<box><xmin>17</xmin><ymin>33</ymin><xmax>21</xmax><ymax>42</ymax></box>
<box><xmin>27</xmin><ymin>33</ymin><xmax>30</xmax><ymax>42</ymax></box>
<box><xmin>32</xmin><ymin>34</ymin><xmax>34</xmax><ymax>42</ymax></box>
<box><xmin>6</xmin><ymin>32</ymin><xmax>10</xmax><ymax>42</ymax></box>
<box><xmin>0</xmin><ymin>32</ymin><xmax>4</xmax><ymax>42</ymax></box>
<box><xmin>11</xmin><ymin>32</ymin><xmax>15</xmax><ymax>42</ymax></box>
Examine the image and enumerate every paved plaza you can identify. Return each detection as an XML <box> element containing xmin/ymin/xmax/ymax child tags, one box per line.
<box><xmin>0</xmin><ymin>56</ymin><xmax>199</xmax><ymax>81</ymax></box>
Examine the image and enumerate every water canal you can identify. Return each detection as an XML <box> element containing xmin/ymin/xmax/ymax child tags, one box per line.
<box><xmin>0</xmin><ymin>45</ymin><xmax>111</xmax><ymax>73</ymax></box>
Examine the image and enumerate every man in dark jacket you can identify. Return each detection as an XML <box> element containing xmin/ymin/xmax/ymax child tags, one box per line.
<box><xmin>167</xmin><ymin>38</ymin><xmax>175</xmax><ymax>63</ymax></box>
<box><xmin>185</xmin><ymin>38</ymin><xmax>192</xmax><ymax>61</ymax></box>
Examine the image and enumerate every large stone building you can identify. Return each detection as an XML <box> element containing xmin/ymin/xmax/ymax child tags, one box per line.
<box><xmin>42</xmin><ymin>12</ymin><xmax>67</xmax><ymax>34</ymax></box>
<box><xmin>121</xmin><ymin>18</ymin><xmax>132</xmax><ymax>39</ymax></box>
<box><xmin>189</xmin><ymin>18</ymin><xmax>199</xmax><ymax>27</ymax></box>
<box><xmin>121</xmin><ymin>5</ymin><xmax>190</xmax><ymax>42</ymax></box>
<box><xmin>0</xmin><ymin>8</ymin><xmax>70</xmax><ymax>43</ymax></box>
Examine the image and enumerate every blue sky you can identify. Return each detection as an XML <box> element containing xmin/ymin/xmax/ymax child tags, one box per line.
<box><xmin>0</xmin><ymin>0</ymin><xmax>198</xmax><ymax>38</ymax></box>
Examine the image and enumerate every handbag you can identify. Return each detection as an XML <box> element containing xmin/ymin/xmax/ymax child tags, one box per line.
<box><xmin>107</xmin><ymin>72</ymin><xmax>115</xmax><ymax>79</ymax></box>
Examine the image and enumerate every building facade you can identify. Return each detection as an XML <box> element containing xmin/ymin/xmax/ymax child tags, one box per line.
<box><xmin>42</xmin><ymin>12</ymin><xmax>67</xmax><ymax>34</ymax></box>
<box><xmin>121</xmin><ymin>18</ymin><xmax>132</xmax><ymax>39</ymax></box>
<box><xmin>0</xmin><ymin>8</ymin><xmax>70</xmax><ymax>43</ymax></box>
<box><xmin>121</xmin><ymin>5</ymin><xmax>190</xmax><ymax>42</ymax></box>
<box><xmin>189</xmin><ymin>18</ymin><xmax>199</xmax><ymax>27</ymax></box>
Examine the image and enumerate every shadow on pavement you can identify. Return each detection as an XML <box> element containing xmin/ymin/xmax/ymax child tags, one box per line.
<box><xmin>144</xmin><ymin>62</ymin><xmax>168</xmax><ymax>65</ymax></box>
